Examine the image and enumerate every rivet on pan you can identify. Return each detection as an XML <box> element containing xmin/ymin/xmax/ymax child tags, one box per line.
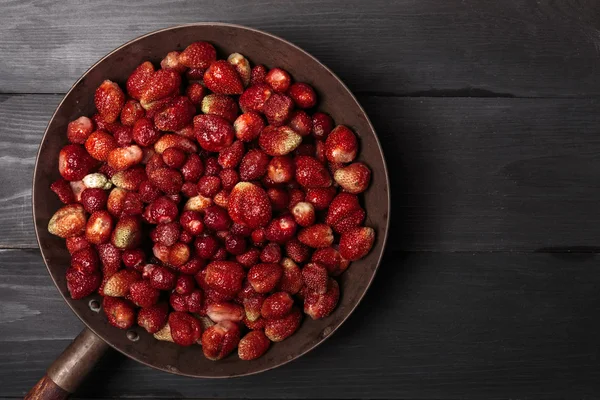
<box><xmin>88</xmin><ymin>299</ymin><xmax>101</xmax><ymax>312</ymax></box>
<box><xmin>126</xmin><ymin>330</ymin><xmax>139</xmax><ymax>342</ymax></box>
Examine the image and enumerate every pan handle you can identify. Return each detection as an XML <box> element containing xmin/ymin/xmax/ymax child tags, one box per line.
<box><xmin>25</xmin><ymin>328</ymin><xmax>110</xmax><ymax>400</ymax></box>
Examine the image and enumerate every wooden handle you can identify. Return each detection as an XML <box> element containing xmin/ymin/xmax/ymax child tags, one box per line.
<box><xmin>25</xmin><ymin>328</ymin><xmax>110</xmax><ymax>400</ymax></box>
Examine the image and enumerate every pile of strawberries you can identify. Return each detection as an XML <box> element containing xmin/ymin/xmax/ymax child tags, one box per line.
<box><xmin>47</xmin><ymin>41</ymin><xmax>374</xmax><ymax>361</ymax></box>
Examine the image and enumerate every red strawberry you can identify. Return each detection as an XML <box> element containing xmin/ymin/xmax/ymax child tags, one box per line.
<box><xmin>85</xmin><ymin>210</ymin><xmax>113</xmax><ymax>244</ymax></box>
<box><xmin>186</xmin><ymin>67</ymin><xmax>205</xmax><ymax>80</ymax></box>
<box><xmin>334</xmin><ymin>162</ymin><xmax>372</xmax><ymax>194</ymax></box>
<box><xmin>103</xmin><ymin>297</ymin><xmax>136</xmax><ymax>329</ymax></box>
<box><xmin>224</xmin><ymin>233</ymin><xmax>246</xmax><ymax>256</ymax></box>
<box><xmin>287</xmin><ymin>82</ymin><xmax>317</xmax><ymax>109</ymax></box>
<box><xmin>67</xmin><ymin>116</ymin><xmax>94</xmax><ymax>144</ymax></box>
<box><xmin>302</xmin><ymin>263</ymin><xmax>328</xmax><ymax>294</ymax></box>
<box><xmin>66</xmin><ymin>236</ymin><xmax>91</xmax><ymax>255</ymax></box>
<box><xmin>244</xmin><ymin>316</ymin><xmax>267</xmax><ymax>331</ymax></box>
<box><xmin>315</xmin><ymin>139</ymin><xmax>326</xmax><ymax>163</ymax></box>
<box><xmin>206</xmin><ymin>302</ymin><xmax>244</xmax><ymax>323</ymax></box>
<box><xmin>48</xmin><ymin>204</ymin><xmax>87</xmax><ymax>238</ymax></box>
<box><xmin>260</xmin><ymin>242</ymin><xmax>282</xmax><ymax>263</ymax></box>
<box><xmin>264</xmin><ymin>307</ymin><xmax>302</xmax><ymax>342</ymax></box>
<box><xmin>141</xmin><ymin>95</ymin><xmax>175</xmax><ymax>118</ymax></box>
<box><xmin>194</xmin><ymin>234</ymin><xmax>220</xmax><ymax>259</ymax></box>
<box><xmin>325</xmin><ymin>193</ymin><xmax>365</xmax><ymax>233</ymax></box>
<box><xmin>95</xmin><ymin>80</ymin><xmax>125</xmax><ymax>123</ymax></box>
<box><xmin>84</xmin><ymin>131</ymin><xmax>117</xmax><ymax>162</ymax></box>
<box><xmin>228</xmin><ymin>182</ymin><xmax>272</xmax><ymax>229</ymax></box>
<box><xmin>137</xmin><ymin>302</ymin><xmax>169</xmax><ymax>333</ymax></box>
<box><xmin>247</xmin><ymin>263</ymin><xmax>283</xmax><ymax>293</ymax></box>
<box><xmin>298</xmin><ymin>224</ymin><xmax>334</xmax><ymax>248</ymax></box>
<box><xmin>180</xmin><ymin>210</ymin><xmax>204</xmax><ymax>236</ymax></box>
<box><xmin>265</xmin><ymin>68</ymin><xmax>291</xmax><ymax>93</ymax></box>
<box><xmin>197</xmin><ymin>175</ymin><xmax>221</xmax><ymax>198</ymax></box>
<box><xmin>204</xmin><ymin>60</ymin><xmax>244</xmax><ymax>95</ymax></box>
<box><xmin>250</xmin><ymin>228</ymin><xmax>266</xmax><ymax>246</ymax></box>
<box><xmin>121</xmin><ymin>249</ymin><xmax>145</xmax><ymax>270</ymax></box>
<box><xmin>70</xmin><ymin>247</ymin><xmax>99</xmax><ymax>275</ymax></box>
<box><xmin>50</xmin><ymin>178</ymin><xmax>75</xmax><ymax>204</ymax></box>
<box><xmin>155</xmin><ymin>96</ymin><xmax>196</xmax><ymax>131</ymax></box>
<box><xmin>92</xmin><ymin>113</ymin><xmax>120</xmax><ymax>133</ymax></box>
<box><xmin>193</xmin><ymin>114</ymin><xmax>235</xmax><ymax>152</ymax></box>
<box><xmin>312</xmin><ymin>247</ymin><xmax>350</xmax><ymax>276</ymax></box>
<box><xmin>106</xmin><ymin>188</ymin><xmax>127</xmax><ymax>217</ymax></box>
<box><xmin>201</xmin><ymin>94</ymin><xmax>239</xmax><ymax>122</ymax></box>
<box><xmin>175</xmin><ymin>275</ymin><xmax>196</xmax><ymax>295</ymax></box>
<box><xmin>261</xmin><ymin>292</ymin><xmax>293</xmax><ymax>320</ymax></box>
<box><xmin>277</xmin><ymin>258</ymin><xmax>304</xmax><ymax>294</ymax></box>
<box><xmin>107</xmin><ymin>145</ymin><xmax>143</xmax><ymax>171</ymax></box>
<box><xmin>120</xmin><ymin>100</ymin><xmax>145</xmax><ymax>126</ymax></box>
<box><xmin>66</xmin><ymin>267</ymin><xmax>101</xmax><ymax>299</ymax></box>
<box><xmin>203</xmin><ymin>205</ymin><xmax>232</xmax><ymax>230</ymax></box>
<box><xmin>265</xmin><ymin>215</ymin><xmax>297</xmax><ymax>244</ymax></box>
<box><xmin>239</xmin><ymin>149</ymin><xmax>270</xmax><ymax>181</ymax></box>
<box><xmin>239</xmin><ymin>84</ymin><xmax>273</xmax><ymax>113</ymax></box>
<box><xmin>178</xmin><ymin>41</ymin><xmax>216</xmax><ymax>69</ymax></box>
<box><xmin>112</xmin><ymin>125</ymin><xmax>134</xmax><ymax>147</ymax></box>
<box><xmin>234</xmin><ymin>112</ymin><xmax>265</xmax><ymax>142</ymax></box>
<box><xmin>154</xmin><ymin>133</ymin><xmax>198</xmax><ymax>154</ymax></box>
<box><xmin>325</xmin><ymin>125</ymin><xmax>358</xmax><ymax>163</ymax></box>
<box><xmin>220</xmin><ymin>169</ymin><xmax>239</xmax><ymax>191</ymax></box>
<box><xmin>80</xmin><ymin>188</ymin><xmax>107</xmax><ymax>213</ymax></box>
<box><xmin>304</xmin><ymin>278</ymin><xmax>339</xmax><ymax>319</ymax></box>
<box><xmin>129</xmin><ymin>280</ymin><xmax>160</xmax><ymax>307</ymax></box>
<box><xmin>168</xmin><ymin>242</ymin><xmax>191</xmax><ymax>266</ymax></box>
<box><xmin>153</xmin><ymin>222</ymin><xmax>180</xmax><ymax>246</ymax></box>
<box><xmin>181</xmin><ymin>154</ymin><xmax>204</xmax><ymax>182</ymax></box>
<box><xmin>102</xmin><ymin>269</ymin><xmax>140</xmax><ymax>297</ymax></box>
<box><xmin>149</xmin><ymin>265</ymin><xmax>177</xmax><ymax>290</ymax></box>
<box><xmin>291</xmin><ymin>201</ymin><xmax>315</xmax><ymax>227</ymax></box>
<box><xmin>204</xmin><ymin>261</ymin><xmax>245</xmax><ymax>296</ymax></box>
<box><xmin>217</xmin><ymin>142</ymin><xmax>244</xmax><ymax>170</ymax></box>
<box><xmin>295</xmin><ymin>156</ymin><xmax>331</xmax><ymax>188</ymax></box>
<box><xmin>97</xmin><ymin>243</ymin><xmax>122</xmax><ymax>278</ymax></box>
<box><xmin>238</xmin><ymin>330</ymin><xmax>271</xmax><ymax>361</ymax></box>
<box><xmin>263</xmin><ymin>93</ymin><xmax>294</xmax><ymax>126</ymax></box>
<box><xmin>140</xmin><ymin>69</ymin><xmax>182</xmax><ymax>104</ymax></box>
<box><xmin>59</xmin><ymin>144</ymin><xmax>96</xmax><ymax>181</ymax></box>
<box><xmin>265</xmin><ymin>188</ymin><xmax>288</xmax><ymax>212</ymax></box>
<box><xmin>148</xmin><ymin>167</ymin><xmax>183</xmax><ymax>195</ymax></box>
<box><xmin>305</xmin><ymin>187</ymin><xmax>336</xmax><ymax>210</ymax></box>
<box><xmin>250</xmin><ymin>64</ymin><xmax>268</xmax><ymax>86</ymax></box>
<box><xmin>127</xmin><ymin>61</ymin><xmax>155</xmax><ymax>100</ymax></box>
<box><xmin>111</xmin><ymin>216</ymin><xmax>142</xmax><ymax>250</ymax></box>
<box><xmin>186</xmin><ymin>82</ymin><xmax>207</xmax><ymax>105</ymax></box>
<box><xmin>111</xmin><ymin>167</ymin><xmax>147</xmax><ymax>192</ymax></box>
<box><xmin>287</xmin><ymin>188</ymin><xmax>306</xmax><ymax>209</ymax></box>
<box><xmin>158</xmin><ymin>50</ymin><xmax>186</xmax><ymax>73</ymax></box>
<box><xmin>267</xmin><ymin>155</ymin><xmax>295</xmax><ymax>183</ymax></box>
<box><xmin>284</xmin><ymin>239</ymin><xmax>311</xmax><ymax>264</ymax></box>
<box><xmin>259</xmin><ymin>125</ymin><xmax>302</xmax><ymax>156</ymax></box>
<box><xmin>243</xmin><ymin>295</ymin><xmax>265</xmax><ymax>321</ymax></box>
<box><xmin>289</xmin><ymin>110</ymin><xmax>313</xmax><ymax>136</ymax></box>
<box><xmin>179</xmin><ymin>257</ymin><xmax>205</xmax><ymax>275</ymax></box>
<box><xmin>162</xmin><ymin>147</ymin><xmax>187</xmax><ymax>169</ymax></box>
<box><xmin>69</xmin><ymin>180</ymin><xmax>86</xmax><ymax>203</ymax></box>
<box><xmin>132</xmin><ymin>117</ymin><xmax>160</xmax><ymax>146</ymax></box>
<box><xmin>201</xmin><ymin>320</ymin><xmax>241</xmax><ymax>360</ymax></box>
<box><xmin>312</xmin><ymin>112</ymin><xmax>334</xmax><ymax>139</ymax></box>
<box><xmin>169</xmin><ymin>312</ymin><xmax>202</xmax><ymax>346</ymax></box>
<box><xmin>339</xmin><ymin>227</ymin><xmax>375</xmax><ymax>261</ymax></box>
<box><xmin>236</xmin><ymin>247</ymin><xmax>261</xmax><ymax>268</ymax></box>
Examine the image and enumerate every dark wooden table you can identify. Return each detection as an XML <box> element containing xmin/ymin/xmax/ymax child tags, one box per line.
<box><xmin>2</xmin><ymin>1</ymin><xmax>600</xmax><ymax>398</ymax></box>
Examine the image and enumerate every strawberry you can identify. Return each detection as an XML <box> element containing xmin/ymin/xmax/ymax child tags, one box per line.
<box><xmin>167</xmin><ymin>242</ymin><xmax>190</xmax><ymax>266</ymax></box>
<box><xmin>66</xmin><ymin>236</ymin><xmax>91</xmax><ymax>255</ymax></box>
<box><xmin>111</xmin><ymin>167</ymin><xmax>146</xmax><ymax>192</ymax></box>
<box><xmin>207</xmin><ymin>302</ymin><xmax>244</xmax><ymax>322</ymax></box>
<box><xmin>259</xmin><ymin>125</ymin><xmax>302</xmax><ymax>156</ymax></box>
<box><xmin>302</xmin><ymin>263</ymin><xmax>328</xmax><ymax>294</ymax></box>
<box><xmin>284</xmin><ymin>239</ymin><xmax>311</xmax><ymax>264</ymax></box>
<box><xmin>102</xmin><ymin>269</ymin><xmax>140</xmax><ymax>297</ymax></box>
<box><xmin>132</xmin><ymin>117</ymin><xmax>160</xmax><ymax>146</ymax></box>
<box><xmin>97</xmin><ymin>243</ymin><xmax>122</xmax><ymax>278</ymax></box>
<box><xmin>122</xmin><ymin>249</ymin><xmax>145</xmax><ymax>270</ymax></box>
<box><xmin>291</xmin><ymin>201</ymin><xmax>315</xmax><ymax>227</ymax></box>
<box><xmin>92</xmin><ymin>113</ymin><xmax>120</xmax><ymax>133</ymax></box>
<box><xmin>264</xmin><ymin>307</ymin><xmax>302</xmax><ymax>342</ymax></box>
<box><xmin>204</xmin><ymin>157</ymin><xmax>222</xmax><ymax>176</ymax></box>
<box><xmin>311</xmin><ymin>247</ymin><xmax>350</xmax><ymax>276</ymax></box>
<box><xmin>201</xmin><ymin>94</ymin><xmax>239</xmax><ymax>122</ymax></box>
<box><xmin>227</xmin><ymin>53</ymin><xmax>251</xmax><ymax>87</ymax></box>
<box><xmin>183</xmin><ymin>194</ymin><xmax>213</xmax><ymax>214</ymax></box>
<box><xmin>298</xmin><ymin>224</ymin><xmax>334</xmax><ymax>248</ymax></box>
<box><xmin>193</xmin><ymin>114</ymin><xmax>235</xmax><ymax>152</ymax></box>
<box><xmin>153</xmin><ymin>222</ymin><xmax>180</xmax><ymax>246</ymax></box>
<box><xmin>179</xmin><ymin>257</ymin><xmax>205</xmax><ymax>275</ymax></box>
<box><xmin>304</xmin><ymin>278</ymin><xmax>340</xmax><ymax>320</ymax></box>
<box><xmin>289</xmin><ymin>110</ymin><xmax>313</xmax><ymax>136</ymax></box>
<box><xmin>137</xmin><ymin>302</ymin><xmax>169</xmax><ymax>333</ymax></box>
<box><xmin>186</xmin><ymin>82</ymin><xmax>207</xmax><ymax>106</ymax></box>
<box><xmin>243</xmin><ymin>295</ymin><xmax>265</xmax><ymax>321</ymax></box>
<box><xmin>175</xmin><ymin>274</ymin><xmax>196</xmax><ymax>295</ymax></box>
<box><xmin>234</xmin><ymin>111</ymin><xmax>265</xmax><ymax>142</ymax></box>
<box><xmin>95</xmin><ymin>80</ymin><xmax>125</xmax><ymax>123</ymax></box>
<box><xmin>325</xmin><ymin>126</ymin><xmax>358</xmax><ymax>164</ymax></box>
<box><xmin>197</xmin><ymin>176</ymin><xmax>221</xmax><ymax>198</ymax></box>
<box><xmin>169</xmin><ymin>311</ymin><xmax>203</xmax><ymax>346</ymax></box>
<box><xmin>69</xmin><ymin>180</ymin><xmax>87</xmax><ymax>202</ymax></box>
<box><xmin>106</xmin><ymin>188</ymin><xmax>127</xmax><ymax>217</ymax></box>
<box><xmin>287</xmin><ymin>188</ymin><xmax>306</xmax><ymax>209</ymax></box>
<box><xmin>148</xmin><ymin>167</ymin><xmax>183</xmax><ymax>195</ymax></box>
<box><xmin>315</xmin><ymin>139</ymin><xmax>326</xmax><ymax>163</ymax></box>
<box><xmin>267</xmin><ymin>155</ymin><xmax>295</xmax><ymax>183</ymax></box>
<box><xmin>265</xmin><ymin>68</ymin><xmax>291</xmax><ymax>93</ymax></box>
<box><xmin>287</xmin><ymin>82</ymin><xmax>317</xmax><ymax>109</ymax></box>
<box><xmin>261</xmin><ymin>292</ymin><xmax>293</xmax><ymax>320</ymax></box>
<box><xmin>111</xmin><ymin>125</ymin><xmax>133</xmax><ymax>147</ymax></box>
<box><xmin>59</xmin><ymin>144</ymin><xmax>96</xmax><ymax>181</ymax></box>
<box><xmin>250</xmin><ymin>228</ymin><xmax>266</xmax><ymax>246</ymax></box>
<box><xmin>83</xmin><ymin>131</ymin><xmax>117</xmax><ymax>162</ymax></box>
<box><xmin>153</xmin><ymin>322</ymin><xmax>174</xmax><ymax>342</ymax></box>
<box><xmin>247</xmin><ymin>263</ymin><xmax>283</xmax><ymax>293</ymax></box>
<box><xmin>250</xmin><ymin>65</ymin><xmax>268</xmax><ymax>86</ymax></box>
<box><xmin>178</xmin><ymin>41</ymin><xmax>216</xmax><ymax>69</ymax></box>
<box><xmin>220</xmin><ymin>169</ymin><xmax>239</xmax><ymax>191</ymax></box>
<box><xmin>339</xmin><ymin>227</ymin><xmax>375</xmax><ymax>261</ymax></box>
<box><xmin>260</xmin><ymin>242</ymin><xmax>282</xmax><ymax>263</ymax></box>
<box><xmin>162</xmin><ymin>147</ymin><xmax>187</xmax><ymax>169</ymax></box>
<box><xmin>103</xmin><ymin>297</ymin><xmax>136</xmax><ymax>329</ymax></box>
<box><xmin>239</xmin><ymin>149</ymin><xmax>270</xmax><ymax>181</ymax></box>
<box><xmin>305</xmin><ymin>187</ymin><xmax>336</xmax><ymax>210</ymax></box>
<box><xmin>295</xmin><ymin>156</ymin><xmax>331</xmax><ymax>188</ymax></box>
<box><xmin>120</xmin><ymin>100</ymin><xmax>145</xmax><ymax>126</ymax></box>
<box><xmin>70</xmin><ymin>247</ymin><xmax>99</xmax><ymax>275</ymax></box>
<box><xmin>129</xmin><ymin>280</ymin><xmax>160</xmax><ymax>307</ymax></box>
<box><xmin>201</xmin><ymin>320</ymin><xmax>241</xmax><ymax>360</ymax></box>
<box><xmin>154</xmin><ymin>133</ymin><xmax>198</xmax><ymax>154</ymax></box>
<box><xmin>204</xmin><ymin>60</ymin><xmax>244</xmax><ymax>95</ymax></box>
<box><xmin>140</xmin><ymin>69</ymin><xmax>182</xmax><ymax>104</ymax></box>
<box><xmin>266</xmin><ymin>188</ymin><xmax>288</xmax><ymax>212</ymax></box>
<box><xmin>82</xmin><ymin>172</ymin><xmax>109</xmax><ymax>189</ymax></box>
<box><xmin>180</xmin><ymin>210</ymin><xmax>204</xmax><ymax>236</ymax></box>
<box><xmin>239</xmin><ymin>84</ymin><xmax>273</xmax><ymax>113</ymax></box>
<box><xmin>111</xmin><ymin>216</ymin><xmax>142</xmax><ymax>250</ymax></box>
<box><xmin>155</xmin><ymin>96</ymin><xmax>196</xmax><ymax>131</ymax></box>
<box><xmin>67</xmin><ymin>116</ymin><xmax>94</xmax><ymax>144</ymax></box>
<box><xmin>107</xmin><ymin>145</ymin><xmax>143</xmax><ymax>171</ymax></box>
<box><xmin>127</xmin><ymin>61</ymin><xmax>155</xmax><ymax>100</ymax></box>
<box><xmin>325</xmin><ymin>193</ymin><xmax>365</xmax><ymax>233</ymax></box>
<box><xmin>152</xmin><ymin>243</ymin><xmax>170</xmax><ymax>264</ymax></box>
<box><xmin>238</xmin><ymin>330</ymin><xmax>271</xmax><ymax>361</ymax></box>
<box><xmin>244</xmin><ymin>316</ymin><xmax>267</xmax><ymax>331</ymax></box>
<box><xmin>66</xmin><ymin>267</ymin><xmax>101</xmax><ymax>299</ymax></box>
<box><xmin>312</xmin><ymin>112</ymin><xmax>334</xmax><ymax>139</ymax></box>
<box><xmin>216</xmin><ymin>140</ymin><xmax>243</xmax><ymax>169</ymax></box>
<box><xmin>236</xmin><ymin>247</ymin><xmax>261</xmax><ymax>268</ymax></box>
<box><xmin>80</xmin><ymin>188</ymin><xmax>107</xmax><ymax>213</ymax></box>
<box><xmin>186</xmin><ymin>68</ymin><xmax>205</xmax><ymax>80</ymax></box>
<box><xmin>334</xmin><ymin>162</ymin><xmax>371</xmax><ymax>194</ymax></box>
<box><xmin>181</xmin><ymin>154</ymin><xmax>204</xmax><ymax>182</ymax></box>
<box><xmin>48</xmin><ymin>204</ymin><xmax>86</xmax><ymax>238</ymax></box>
<box><xmin>160</xmin><ymin>51</ymin><xmax>187</xmax><ymax>73</ymax></box>
<box><xmin>50</xmin><ymin>178</ymin><xmax>75</xmax><ymax>204</ymax></box>
<box><xmin>277</xmin><ymin>258</ymin><xmax>304</xmax><ymax>294</ymax></box>
<box><xmin>149</xmin><ymin>265</ymin><xmax>177</xmax><ymax>290</ymax></box>
<box><xmin>204</xmin><ymin>261</ymin><xmax>245</xmax><ymax>296</ymax></box>
<box><xmin>225</xmin><ymin>233</ymin><xmax>246</xmax><ymax>255</ymax></box>
<box><xmin>228</xmin><ymin>182</ymin><xmax>272</xmax><ymax>229</ymax></box>
<box><xmin>85</xmin><ymin>210</ymin><xmax>113</xmax><ymax>244</ymax></box>
<box><xmin>263</xmin><ymin>93</ymin><xmax>294</xmax><ymax>126</ymax></box>
<box><xmin>265</xmin><ymin>215</ymin><xmax>297</xmax><ymax>244</ymax></box>
<box><xmin>203</xmin><ymin>205</ymin><xmax>231</xmax><ymax>231</ymax></box>
<box><xmin>141</xmin><ymin>95</ymin><xmax>175</xmax><ymax>118</ymax></box>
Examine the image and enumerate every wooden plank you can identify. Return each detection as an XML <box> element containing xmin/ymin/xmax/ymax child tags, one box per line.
<box><xmin>3</xmin><ymin>94</ymin><xmax>600</xmax><ymax>251</ymax></box>
<box><xmin>1</xmin><ymin>249</ymin><xmax>600</xmax><ymax>398</ymax></box>
<box><xmin>2</xmin><ymin>0</ymin><xmax>600</xmax><ymax>96</ymax></box>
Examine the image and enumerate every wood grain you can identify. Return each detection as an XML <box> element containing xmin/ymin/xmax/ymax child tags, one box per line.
<box><xmin>2</xmin><ymin>249</ymin><xmax>599</xmax><ymax>398</ymax></box>
<box><xmin>2</xmin><ymin>0</ymin><xmax>600</xmax><ymax>96</ymax></box>
<box><xmin>3</xmin><ymin>94</ymin><xmax>600</xmax><ymax>251</ymax></box>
